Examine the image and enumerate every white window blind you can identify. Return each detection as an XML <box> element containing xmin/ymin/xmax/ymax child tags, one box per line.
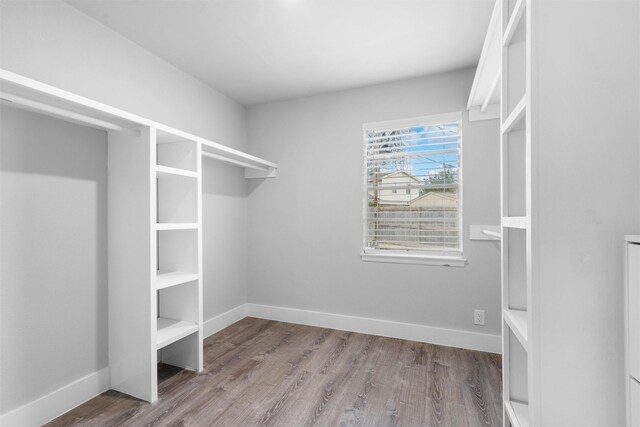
<box><xmin>363</xmin><ymin>112</ymin><xmax>462</xmax><ymax>257</ymax></box>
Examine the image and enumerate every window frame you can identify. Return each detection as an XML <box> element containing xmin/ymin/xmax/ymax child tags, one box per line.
<box><xmin>360</xmin><ymin>111</ymin><xmax>466</xmax><ymax>267</ymax></box>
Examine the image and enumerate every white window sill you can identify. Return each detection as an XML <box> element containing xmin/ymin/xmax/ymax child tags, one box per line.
<box><xmin>360</xmin><ymin>252</ymin><xmax>467</xmax><ymax>267</ymax></box>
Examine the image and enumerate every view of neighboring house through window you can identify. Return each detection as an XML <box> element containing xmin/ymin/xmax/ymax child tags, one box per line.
<box><xmin>363</xmin><ymin>112</ymin><xmax>462</xmax><ymax>257</ymax></box>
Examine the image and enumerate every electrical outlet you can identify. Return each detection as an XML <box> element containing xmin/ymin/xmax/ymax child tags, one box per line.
<box><xmin>474</xmin><ymin>309</ymin><xmax>485</xmax><ymax>326</ymax></box>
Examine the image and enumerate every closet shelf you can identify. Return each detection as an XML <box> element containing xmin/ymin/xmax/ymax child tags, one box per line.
<box><xmin>156</xmin><ymin>223</ymin><xmax>199</xmax><ymax>231</ymax></box>
<box><xmin>0</xmin><ymin>68</ymin><xmax>278</xmax><ymax>178</ymax></box>
<box><xmin>503</xmin><ymin>0</ymin><xmax>526</xmax><ymax>47</ymax></box>
<box><xmin>502</xmin><ymin>216</ymin><xmax>528</xmax><ymax>229</ymax></box>
<box><xmin>504</xmin><ymin>309</ymin><xmax>528</xmax><ymax>350</ymax></box>
<box><xmin>156</xmin><ymin>165</ymin><xmax>197</xmax><ymax>179</ymax></box>
<box><xmin>156</xmin><ymin>271</ymin><xmax>199</xmax><ymax>290</ymax></box>
<box><xmin>505</xmin><ymin>400</ymin><xmax>529</xmax><ymax>427</ymax></box>
<box><xmin>201</xmin><ymin>141</ymin><xmax>277</xmax><ymax>178</ymax></box>
<box><xmin>501</xmin><ymin>96</ymin><xmax>527</xmax><ymax>134</ymax></box>
<box><xmin>156</xmin><ymin>318</ymin><xmax>199</xmax><ymax>350</ymax></box>
<box><xmin>467</xmin><ymin>0</ymin><xmax>501</xmax><ymax>114</ymax></box>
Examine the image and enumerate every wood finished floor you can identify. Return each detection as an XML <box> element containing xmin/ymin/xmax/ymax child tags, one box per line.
<box><xmin>47</xmin><ymin>317</ymin><xmax>502</xmax><ymax>426</ymax></box>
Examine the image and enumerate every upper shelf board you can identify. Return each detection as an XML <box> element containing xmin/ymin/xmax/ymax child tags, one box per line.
<box><xmin>0</xmin><ymin>69</ymin><xmax>277</xmax><ymax>178</ymax></box>
<box><xmin>467</xmin><ymin>0</ymin><xmax>501</xmax><ymax>119</ymax></box>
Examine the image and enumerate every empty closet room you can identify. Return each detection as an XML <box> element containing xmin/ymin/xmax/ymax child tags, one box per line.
<box><xmin>1</xmin><ymin>1</ymin><xmax>639</xmax><ymax>426</ymax></box>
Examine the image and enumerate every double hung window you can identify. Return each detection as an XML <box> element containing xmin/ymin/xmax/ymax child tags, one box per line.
<box><xmin>362</xmin><ymin>112</ymin><xmax>464</xmax><ymax>266</ymax></box>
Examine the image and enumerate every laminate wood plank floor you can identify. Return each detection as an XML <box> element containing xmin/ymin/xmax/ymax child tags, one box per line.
<box><xmin>47</xmin><ymin>317</ymin><xmax>502</xmax><ymax>427</ymax></box>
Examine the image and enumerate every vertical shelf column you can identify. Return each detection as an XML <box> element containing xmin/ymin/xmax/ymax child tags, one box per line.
<box><xmin>500</xmin><ymin>0</ymin><xmax>532</xmax><ymax>426</ymax></box>
<box><xmin>108</xmin><ymin>126</ymin><xmax>204</xmax><ymax>405</ymax></box>
<box><xmin>108</xmin><ymin>126</ymin><xmax>158</xmax><ymax>402</ymax></box>
<box><xmin>154</xmin><ymin>129</ymin><xmax>203</xmax><ymax>373</ymax></box>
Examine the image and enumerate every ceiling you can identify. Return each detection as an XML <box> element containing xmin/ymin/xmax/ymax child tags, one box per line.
<box><xmin>66</xmin><ymin>0</ymin><xmax>493</xmax><ymax>106</ymax></box>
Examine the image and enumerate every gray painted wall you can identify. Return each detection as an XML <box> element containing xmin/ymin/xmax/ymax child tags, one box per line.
<box><xmin>202</xmin><ymin>162</ymin><xmax>248</xmax><ymax>316</ymax></box>
<box><xmin>0</xmin><ymin>1</ymin><xmax>247</xmax><ymax>149</ymax></box>
<box><xmin>0</xmin><ymin>0</ymin><xmax>248</xmax><ymax>414</ymax></box>
<box><xmin>0</xmin><ymin>107</ymin><xmax>108</xmax><ymax>413</ymax></box>
<box><xmin>246</xmin><ymin>68</ymin><xmax>502</xmax><ymax>337</ymax></box>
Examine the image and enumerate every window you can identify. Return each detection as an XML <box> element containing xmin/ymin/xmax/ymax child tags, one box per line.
<box><xmin>361</xmin><ymin>112</ymin><xmax>464</xmax><ymax>266</ymax></box>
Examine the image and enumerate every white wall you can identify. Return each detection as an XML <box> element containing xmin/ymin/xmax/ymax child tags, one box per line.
<box><xmin>246</xmin><ymin>68</ymin><xmax>502</xmax><ymax>340</ymax></box>
<box><xmin>202</xmin><ymin>162</ymin><xmax>248</xmax><ymax>315</ymax></box>
<box><xmin>0</xmin><ymin>0</ymin><xmax>248</xmax><ymax>415</ymax></box>
<box><xmin>532</xmin><ymin>2</ymin><xmax>640</xmax><ymax>425</ymax></box>
<box><xmin>0</xmin><ymin>1</ymin><xmax>246</xmax><ymax>148</ymax></box>
<box><xmin>0</xmin><ymin>107</ymin><xmax>108</xmax><ymax>413</ymax></box>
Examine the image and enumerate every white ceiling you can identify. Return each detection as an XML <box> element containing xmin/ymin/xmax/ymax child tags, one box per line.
<box><xmin>66</xmin><ymin>0</ymin><xmax>493</xmax><ymax>106</ymax></box>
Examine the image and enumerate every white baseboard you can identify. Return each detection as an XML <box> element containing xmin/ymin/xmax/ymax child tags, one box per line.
<box><xmin>203</xmin><ymin>304</ymin><xmax>248</xmax><ymax>338</ymax></box>
<box><xmin>246</xmin><ymin>303</ymin><xmax>501</xmax><ymax>354</ymax></box>
<box><xmin>0</xmin><ymin>367</ymin><xmax>110</xmax><ymax>427</ymax></box>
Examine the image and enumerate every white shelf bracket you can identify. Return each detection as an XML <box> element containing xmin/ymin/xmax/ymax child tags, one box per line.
<box><xmin>470</xmin><ymin>225</ymin><xmax>501</xmax><ymax>241</ymax></box>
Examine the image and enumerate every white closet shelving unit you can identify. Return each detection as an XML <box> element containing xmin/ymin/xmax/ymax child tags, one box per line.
<box><xmin>473</xmin><ymin>0</ymin><xmax>638</xmax><ymax>423</ymax></box>
<box><xmin>0</xmin><ymin>69</ymin><xmax>277</xmax><ymax>403</ymax></box>
<box><xmin>469</xmin><ymin>1</ymin><xmax>531</xmax><ymax>425</ymax></box>
<box><xmin>500</xmin><ymin>0</ymin><xmax>531</xmax><ymax>425</ymax></box>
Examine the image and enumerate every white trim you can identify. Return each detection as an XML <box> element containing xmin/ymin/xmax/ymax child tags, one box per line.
<box><xmin>360</xmin><ymin>251</ymin><xmax>466</xmax><ymax>267</ymax></box>
<box><xmin>458</xmin><ymin>113</ymin><xmax>465</xmax><ymax>254</ymax></box>
<box><xmin>204</xmin><ymin>303</ymin><xmax>501</xmax><ymax>353</ymax></box>
<box><xmin>246</xmin><ymin>303</ymin><xmax>501</xmax><ymax>354</ymax></box>
<box><xmin>362</xmin><ymin>111</ymin><xmax>462</xmax><ymax>132</ymax></box>
<box><xmin>203</xmin><ymin>304</ymin><xmax>248</xmax><ymax>338</ymax></box>
<box><xmin>0</xmin><ymin>367</ymin><xmax>110</xmax><ymax>427</ymax></box>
